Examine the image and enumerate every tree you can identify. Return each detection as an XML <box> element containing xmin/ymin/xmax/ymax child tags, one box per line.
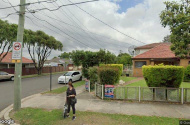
<box><xmin>0</xmin><ymin>20</ymin><xmax>17</xmax><ymax>62</ymax></box>
<box><xmin>70</xmin><ymin>50</ymin><xmax>86</xmax><ymax>67</ymax></box>
<box><xmin>117</xmin><ymin>55</ymin><xmax>132</xmax><ymax>66</ymax></box>
<box><xmin>162</xmin><ymin>35</ymin><xmax>171</xmax><ymax>43</ymax></box>
<box><xmin>160</xmin><ymin>0</ymin><xmax>190</xmax><ymax>58</ymax></box>
<box><xmin>59</xmin><ymin>52</ymin><xmax>71</xmax><ymax>59</ymax></box>
<box><xmin>25</xmin><ymin>30</ymin><xmax>63</xmax><ymax>75</ymax></box>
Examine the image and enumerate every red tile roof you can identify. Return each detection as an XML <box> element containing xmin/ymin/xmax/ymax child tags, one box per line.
<box><xmin>0</xmin><ymin>52</ymin><xmax>33</xmax><ymax>64</ymax></box>
<box><xmin>135</xmin><ymin>42</ymin><xmax>171</xmax><ymax>50</ymax></box>
<box><xmin>133</xmin><ymin>43</ymin><xmax>177</xmax><ymax>59</ymax></box>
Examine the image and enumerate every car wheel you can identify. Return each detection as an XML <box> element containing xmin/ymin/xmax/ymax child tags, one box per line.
<box><xmin>79</xmin><ymin>76</ymin><xmax>82</xmax><ymax>81</ymax></box>
<box><xmin>10</xmin><ymin>77</ymin><xmax>14</xmax><ymax>81</ymax></box>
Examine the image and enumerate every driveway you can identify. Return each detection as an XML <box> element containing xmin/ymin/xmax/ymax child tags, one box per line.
<box><xmin>0</xmin><ymin>73</ymin><xmax>65</xmax><ymax>111</ymax></box>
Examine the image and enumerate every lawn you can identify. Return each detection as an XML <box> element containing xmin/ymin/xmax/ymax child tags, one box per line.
<box><xmin>120</xmin><ymin>76</ymin><xmax>137</xmax><ymax>83</ymax></box>
<box><xmin>126</xmin><ymin>79</ymin><xmax>190</xmax><ymax>88</ymax></box>
<box><xmin>43</xmin><ymin>80</ymin><xmax>85</xmax><ymax>94</ymax></box>
<box><xmin>11</xmin><ymin>108</ymin><xmax>183</xmax><ymax>125</ymax></box>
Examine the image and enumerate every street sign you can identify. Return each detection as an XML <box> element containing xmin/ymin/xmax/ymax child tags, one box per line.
<box><xmin>12</xmin><ymin>42</ymin><xmax>22</xmax><ymax>62</ymax></box>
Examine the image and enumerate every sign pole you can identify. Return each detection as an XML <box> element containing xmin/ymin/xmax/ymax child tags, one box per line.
<box><xmin>50</xmin><ymin>66</ymin><xmax>52</xmax><ymax>91</ymax></box>
<box><xmin>14</xmin><ymin>0</ymin><xmax>26</xmax><ymax>111</ymax></box>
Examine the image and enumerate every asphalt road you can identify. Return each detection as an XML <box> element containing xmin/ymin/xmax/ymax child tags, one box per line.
<box><xmin>0</xmin><ymin>73</ymin><xmax>66</xmax><ymax>112</ymax></box>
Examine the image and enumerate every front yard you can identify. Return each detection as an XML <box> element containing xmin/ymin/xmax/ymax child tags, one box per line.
<box><xmin>125</xmin><ymin>79</ymin><xmax>190</xmax><ymax>88</ymax></box>
<box><xmin>11</xmin><ymin>108</ymin><xmax>182</xmax><ymax>125</ymax></box>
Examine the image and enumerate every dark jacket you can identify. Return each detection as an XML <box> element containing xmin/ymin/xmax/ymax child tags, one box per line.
<box><xmin>66</xmin><ymin>87</ymin><xmax>76</xmax><ymax>103</ymax></box>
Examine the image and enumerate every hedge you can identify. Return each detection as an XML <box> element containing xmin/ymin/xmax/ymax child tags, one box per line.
<box><xmin>184</xmin><ymin>65</ymin><xmax>190</xmax><ymax>82</ymax></box>
<box><xmin>99</xmin><ymin>64</ymin><xmax>123</xmax><ymax>76</ymax></box>
<box><xmin>142</xmin><ymin>65</ymin><xmax>184</xmax><ymax>88</ymax></box>
<box><xmin>98</xmin><ymin>67</ymin><xmax>120</xmax><ymax>85</ymax></box>
<box><xmin>88</xmin><ymin>67</ymin><xmax>98</xmax><ymax>89</ymax></box>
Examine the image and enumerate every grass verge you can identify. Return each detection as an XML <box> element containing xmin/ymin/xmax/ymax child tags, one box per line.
<box><xmin>11</xmin><ymin>108</ymin><xmax>184</xmax><ymax>125</ymax></box>
<box><xmin>43</xmin><ymin>80</ymin><xmax>85</xmax><ymax>94</ymax></box>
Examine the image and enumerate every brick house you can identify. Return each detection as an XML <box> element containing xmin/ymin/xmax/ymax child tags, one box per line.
<box><xmin>132</xmin><ymin>43</ymin><xmax>190</xmax><ymax>77</ymax></box>
<box><xmin>0</xmin><ymin>52</ymin><xmax>34</xmax><ymax>69</ymax></box>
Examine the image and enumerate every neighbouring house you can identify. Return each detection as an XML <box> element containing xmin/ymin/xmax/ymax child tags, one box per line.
<box><xmin>132</xmin><ymin>43</ymin><xmax>190</xmax><ymax>77</ymax></box>
<box><xmin>44</xmin><ymin>57</ymin><xmax>73</xmax><ymax>67</ymax></box>
<box><xmin>0</xmin><ymin>52</ymin><xmax>34</xmax><ymax>69</ymax></box>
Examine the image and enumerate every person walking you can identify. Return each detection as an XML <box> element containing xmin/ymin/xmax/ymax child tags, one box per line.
<box><xmin>66</xmin><ymin>82</ymin><xmax>77</xmax><ymax>120</ymax></box>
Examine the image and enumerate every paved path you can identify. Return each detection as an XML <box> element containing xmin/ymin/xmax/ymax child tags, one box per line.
<box><xmin>21</xmin><ymin>85</ymin><xmax>190</xmax><ymax>119</ymax></box>
<box><xmin>0</xmin><ymin>73</ymin><xmax>66</xmax><ymax>111</ymax></box>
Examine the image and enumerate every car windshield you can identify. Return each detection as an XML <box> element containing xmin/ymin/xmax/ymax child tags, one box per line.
<box><xmin>63</xmin><ymin>72</ymin><xmax>73</xmax><ymax>76</ymax></box>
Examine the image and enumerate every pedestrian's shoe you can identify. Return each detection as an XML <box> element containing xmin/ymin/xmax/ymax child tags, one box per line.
<box><xmin>66</xmin><ymin>115</ymin><xmax>70</xmax><ymax>118</ymax></box>
<box><xmin>72</xmin><ymin>116</ymin><xmax>76</xmax><ymax>120</ymax></box>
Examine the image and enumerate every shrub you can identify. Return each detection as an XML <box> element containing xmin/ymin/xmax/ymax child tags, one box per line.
<box><xmin>88</xmin><ymin>67</ymin><xmax>98</xmax><ymax>89</ymax></box>
<box><xmin>142</xmin><ymin>65</ymin><xmax>184</xmax><ymax>88</ymax></box>
<box><xmin>99</xmin><ymin>64</ymin><xmax>123</xmax><ymax>76</ymax></box>
<box><xmin>98</xmin><ymin>67</ymin><xmax>119</xmax><ymax>85</ymax></box>
<box><xmin>184</xmin><ymin>65</ymin><xmax>190</xmax><ymax>81</ymax></box>
<box><xmin>82</xmin><ymin>68</ymin><xmax>89</xmax><ymax>79</ymax></box>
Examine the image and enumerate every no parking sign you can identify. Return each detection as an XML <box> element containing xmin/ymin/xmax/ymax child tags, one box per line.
<box><xmin>12</xmin><ymin>42</ymin><xmax>22</xmax><ymax>63</ymax></box>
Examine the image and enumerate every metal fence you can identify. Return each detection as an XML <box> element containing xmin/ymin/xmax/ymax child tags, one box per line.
<box><xmin>95</xmin><ymin>83</ymin><xmax>103</xmax><ymax>99</ymax></box>
<box><xmin>95</xmin><ymin>83</ymin><xmax>190</xmax><ymax>104</ymax></box>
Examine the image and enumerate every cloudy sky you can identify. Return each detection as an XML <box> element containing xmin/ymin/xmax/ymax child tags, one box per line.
<box><xmin>0</xmin><ymin>0</ymin><xmax>173</xmax><ymax>59</ymax></box>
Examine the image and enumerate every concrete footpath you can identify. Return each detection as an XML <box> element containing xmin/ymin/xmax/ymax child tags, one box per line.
<box><xmin>1</xmin><ymin>85</ymin><xmax>190</xmax><ymax>125</ymax></box>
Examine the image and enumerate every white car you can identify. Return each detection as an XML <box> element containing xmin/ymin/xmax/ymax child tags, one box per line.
<box><xmin>58</xmin><ymin>71</ymin><xmax>82</xmax><ymax>84</ymax></box>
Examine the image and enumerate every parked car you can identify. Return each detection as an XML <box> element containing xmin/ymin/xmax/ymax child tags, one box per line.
<box><xmin>0</xmin><ymin>71</ymin><xmax>14</xmax><ymax>81</ymax></box>
<box><xmin>58</xmin><ymin>71</ymin><xmax>82</xmax><ymax>84</ymax></box>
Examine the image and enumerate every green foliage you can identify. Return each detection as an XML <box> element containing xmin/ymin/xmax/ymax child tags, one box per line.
<box><xmin>0</xmin><ymin>20</ymin><xmax>17</xmax><ymax>62</ymax></box>
<box><xmin>58</xmin><ymin>52</ymin><xmax>71</xmax><ymax>59</ymax></box>
<box><xmin>143</xmin><ymin>65</ymin><xmax>184</xmax><ymax>88</ymax></box>
<box><xmin>88</xmin><ymin>67</ymin><xmax>98</xmax><ymax>89</ymax></box>
<box><xmin>24</xmin><ymin>30</ymin><xmax>63</xmax><ymax>75</ymax></box>
<box><xmin>82</xmin><ymin>68</ymin><xmax>89</xmax><ymax>79</ymax></box>
<box><xmin>99</xmin><ymin>64</ymin><xmax>123</xmax><ymax>77</ymax></box>
<box><xmin>70</xmin><ymin>50</ymin><xmax>86</xmax><ymax>67</ymax></box>
<box><xmin>184</xmin><ymin>65</ymin><xmax>190</xmax><ymax>81</ymax></box>
<box><xmin>116</xmin><ymin>55</ymin><xmax>132</xmax><ymax>66</ymax></box>
<box><xmin>160</xmin><ymin>0</ymin><xmax>190</xmax><ymax>57</ymax></box>
<box><xmin>98</xmin><ymin>67</ymin><xmax>120</xmax><ymax>85</ymax></box>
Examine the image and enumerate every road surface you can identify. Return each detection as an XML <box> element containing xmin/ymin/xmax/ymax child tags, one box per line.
<box><xmin>0</xmin><ymin>73</ymin><xmax>65</xmax><ymax>111</ymax></box>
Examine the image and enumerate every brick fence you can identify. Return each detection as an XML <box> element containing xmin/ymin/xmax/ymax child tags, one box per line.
<box><xmin>0</xmin><ymin>66</ymin><xmax>67</xmax><ymax>76</ymax></box>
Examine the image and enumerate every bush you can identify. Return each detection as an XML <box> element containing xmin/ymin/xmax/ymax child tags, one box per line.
<box><xmin>184</xmin><ymin>65</ymin><xmax>190</xmax><ymax>81</ymax></box>
<box><xmin>99</xmin><ymin>64</ymin><xmax>123</xmax><ymax>76</ymax></box>
<box><xmin>98</xmin><ymin>67</ymin><xmax>120</xmax><ymax>85</ymax></box>
<box><xmin>82</xmin><ymin>68</ymin><xmax>89</xmax><ymax>79</ymax></box>
<box><xmin>88</xmin><ymin>67</ymin><xmax>98</xmax><ymax>89</ymax></box>
<box><xmin>142</xmin><ymin>65</ymin><xmax>184</xmax><ymax>88</ymax></box>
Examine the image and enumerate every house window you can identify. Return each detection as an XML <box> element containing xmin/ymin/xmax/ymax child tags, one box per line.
<box><xmin>135</xmin><ymin>61</ymin><xmax>147</xmax><ymax>68</ymax></box>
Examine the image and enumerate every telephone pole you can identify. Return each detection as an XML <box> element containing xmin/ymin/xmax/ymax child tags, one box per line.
<box><xmin>14</xmin><ymin>0</ymin><xmax>26</xmax><ymax>111</ymax></box>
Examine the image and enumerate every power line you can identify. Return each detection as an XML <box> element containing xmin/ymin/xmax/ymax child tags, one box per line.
<box><xmin>26</xmin><ymin>8</ymin><xmax>93</xmax><ymax>49</ymax></box>
<box><xmin>56</xmin><ymin>0</ymin><xmax>104</xmax><ymax>48</ymax></box>
<box><xmin>25</xmin><ymin>0</ymin><xmax>99</xmax><ymax>13</ymax></box>
<box><xmin>0</xmin><ymin>0</ymin><xmax>57</xmax><ymax>10</ymax></box>
<box><xmin>28</xmin><ymin>1</ymin><xmax>100</xmax><ymax>48</ymax></box>
<box><xmin>6</xmin><ymin>0</ymin><xmax>18</xmax><ymax>12</ymax></box>
<box><xmin>68</xmin><ymin>0</ymin><xmax>146</xmax><ymax>45</ymax></box>
<box><xmin>52</xmin><ymin>1</ymin><xmax>103</xmax><ymax>48</ymax></box>
<box><xmin>0</xmin><ymin>12</ymin><xmax>17</xmax><ymax>19</ymax></box>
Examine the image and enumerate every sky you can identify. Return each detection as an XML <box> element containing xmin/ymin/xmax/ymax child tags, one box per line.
<box><xmin>0</xmin><ymin>0</ymin><xmax>174</xmax><ymax>60</ymax></box>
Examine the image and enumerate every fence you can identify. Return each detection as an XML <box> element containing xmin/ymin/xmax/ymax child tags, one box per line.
<box><xmin>95</xmin><ymin>83</ymin><xmax>190</xmax><ymax>104</ymax></box>
<box><xmin>0</xmin><ymin>66</ymin><xmax>67</xmax><ymax>76</ymax></box>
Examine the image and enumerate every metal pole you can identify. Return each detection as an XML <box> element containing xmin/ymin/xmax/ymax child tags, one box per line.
<box><xmin>89</xmin><ymin>81</ymin><xmax>90</xmax><ymax>93</ymax></box>
<box><xmin>181</xmin><ymin>87</ymin><xmax>184</xmax><ymax>104</ymax></box>
<box><xmin>95</xmin><ymin>83</ymin><xmax>96</xmax><ymax>96</ymax></box>
<box><xmin>102</xmin><ymin>85</ymin><xmax>104</xmax><ymax>99</ymax></box>
<box><xmin>50</xmin><ymin>67</ymin><xmax>52</xmax><ymax>91</ymax></box>
<box><xmin>14</xmin><ymin>0</ymin><xmax>25</xmax><ymax>111</ymax></box>
<box><xmin>139</xmin><ymin>86</ymin><xmax>141</xmax><ymax>102</ymax></box>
